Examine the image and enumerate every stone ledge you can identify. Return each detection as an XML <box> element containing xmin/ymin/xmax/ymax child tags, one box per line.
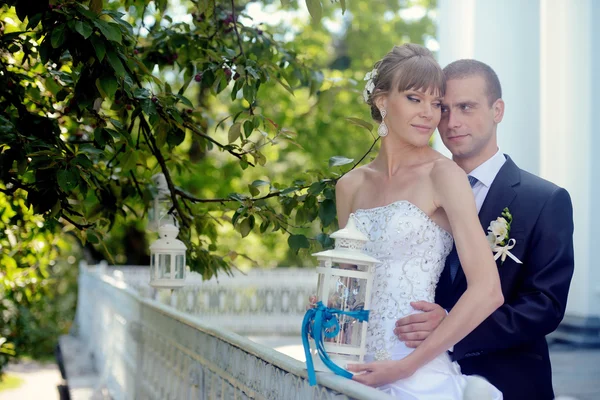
<box><xmin>548</xmin><ymin>315</ymin><xmax>600</xmax><ymax>347</ymax></box>
<box><xmin>56</xmin><ymin>335</ymin><xmax>111</xmax><ymax>400</ymax></box>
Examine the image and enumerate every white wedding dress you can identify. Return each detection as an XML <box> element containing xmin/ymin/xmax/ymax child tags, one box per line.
<box><xmin>352</xmin><ymin>200</ymin><xmax>502</xmax><ymax>400</ymax></box>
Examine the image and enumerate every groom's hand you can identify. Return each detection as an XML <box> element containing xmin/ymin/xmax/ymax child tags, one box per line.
<box><xmin>394</xmin><ymin>301</ymin><xmax>446</xmax><ymax>348</ymax></box>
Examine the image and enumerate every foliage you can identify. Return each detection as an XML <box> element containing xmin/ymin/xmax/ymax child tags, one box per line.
<box><xmin>0</xmin><ymin>189</ymin><xmax>79</xmax><ymax>374</ymax></box>
<box><xmin>0</xmin><ymin>0</ymin><xmax>435</xmax><ymax>371</ymax></box>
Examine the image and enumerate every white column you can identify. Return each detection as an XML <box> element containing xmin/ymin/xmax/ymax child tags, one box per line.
<box><xmin>540</xmin><ymin>0</ymin><xmax>600</xmax><ymax>322</ymax></box>
<box><xmin>435</xmin><ymin>0</ymin><xmax>541</xmax><ymax>175</ymax></box>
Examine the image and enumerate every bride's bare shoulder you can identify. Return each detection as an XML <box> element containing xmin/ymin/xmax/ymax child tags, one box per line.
<box><xmin>430</xmin><ymin>156</ymin><xmax>464</xmax><ymax>178</ymax></box>
<box><xmin>335</xmin><ymin>165</ymin><xmax>371</xmax><ymax>194</ymax></box>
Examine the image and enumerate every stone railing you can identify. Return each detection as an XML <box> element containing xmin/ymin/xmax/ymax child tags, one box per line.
<box><xmin>62</xmin><ymin>261</ymin><xmax>390</xmax><ymax>399</ymax></box>
<box><xmin>102</xmin><ymin>263</ymin><xmax>316</xmax><ymax>335</ymax></box>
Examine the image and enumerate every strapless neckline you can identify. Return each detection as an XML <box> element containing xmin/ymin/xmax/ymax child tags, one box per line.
<box><xmin>353</xmin><ymin>200</ymin><xmax>452</xmax><ymax>241</ymax></box>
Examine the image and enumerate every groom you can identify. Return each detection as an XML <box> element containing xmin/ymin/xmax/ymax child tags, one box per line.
<box><xmin>394</xmin><ymin>60</ymin><xmax>575</xmax><ymax>400</ymax></box>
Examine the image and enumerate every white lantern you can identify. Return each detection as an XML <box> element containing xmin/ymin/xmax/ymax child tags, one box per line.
<box><xmin>309</xmin><ymin>216</ymin><xmax>379</xmax><ymax>372</ymax></box>
<box><xmin>148</xmin><ymin>173</ymin><xmax>173</xmax><ymax>231</ymax></box>
<box><xmin>149</xmin><ymin>223</ymin><xmax>187</xmax><ymax>289</ymax></box>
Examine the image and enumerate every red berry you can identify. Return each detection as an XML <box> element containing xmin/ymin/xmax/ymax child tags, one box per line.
<box><xmin>151</xmin><ymin>97</ymin><xmax>158</xmax><ymax>103</ymax></box>
<box><xmin>194</xmin><ymin>73</ymin><xmax>202</xmax><ymax>82</ymax></box>
<box><xmin>126</xmin><ymin>104</ymin><xmax>133</xmax><ymax>110</ymax></box>
<box><xmin>134</xmin><ymin>49</ymin><xmax>140</xmax><ymax>55</ymax></box>
<box><xmin>64</xmin><ymin>106</ymin><xmax>71</xmax><ymax>113</ymax></box>
<box><xmin>257</xmin><ymin>29</ymin><xmax>263</xmax><ymax>35</ymax></box>
<box><xmin>224</xmin><ymin>69</ymin><xmax>232</xmax><ymax>78</ymax></box>
<box><xmin>186</xmin><ymin>109</ymin><xmax>193</xmax><ymax>114</ymax></box>
<box><xmin>233</xmin><ymin>72</ymin><xmax>241</xmax><ymax>81</ymax></box>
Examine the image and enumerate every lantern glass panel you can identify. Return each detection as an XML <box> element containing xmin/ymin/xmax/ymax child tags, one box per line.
<box><xmin>175</xmin><ymin>255</ymin><xmax>185</xmax><ymax>278</ymax></box>
<box><xmin>323</xmin><ymin>271</ymin><xmax>368</xmax><ymax>349</ymax></box>
<box><xmin>159</xmin><ymin>254</ymin><xmax>171</xmax><ymax>278</ymax></box>
<box><xmin>150</xmin><ymin>254</ymin><xmax>156</xmax><ymax>280</ymax></box>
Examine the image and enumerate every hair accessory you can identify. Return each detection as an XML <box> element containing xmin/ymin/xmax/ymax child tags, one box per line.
<box><xmin>362</xmin><ymin>68</ymin><xmax>378</xmax><ymax>102</ymax></box>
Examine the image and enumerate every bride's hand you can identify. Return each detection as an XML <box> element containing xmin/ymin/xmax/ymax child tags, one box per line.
<box><xmin>346</xmin><ymin>359</ymin><xmax>417</xmax><ymax>387</ymax></box>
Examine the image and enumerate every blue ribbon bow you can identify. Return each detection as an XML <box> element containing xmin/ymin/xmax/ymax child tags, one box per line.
<box><xmin>302</xmin><ymin>301</ymin><xmax>370</xmax><ymax>386</ymax></box>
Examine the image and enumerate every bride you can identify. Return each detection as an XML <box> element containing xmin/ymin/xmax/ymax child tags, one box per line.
<box><xmin>336</xmin><ymin>44</ymin><xmax>504</xmax><ymax>399</ymax></box>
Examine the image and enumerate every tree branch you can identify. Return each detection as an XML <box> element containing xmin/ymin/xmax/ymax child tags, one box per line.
<box><xmin>138</xmin><ymin>115</ymin><xmax>190</xmax><ymax>227</ymax></box>
<box><xmin>230</xmin><ymin>0</ymin><xmax>245</xmax><ymax>59</ymax></box>
<box><xmin>183</xmin><ymin>122</ymin><xmax>254</xmax><ymax>166</ymax></box>
<box><xmin>61</xmin><ymin>214</ymin><xmax>93</xmax><ymax>230</ymax></box>
<box><xmin>351</xmin><ymin>137</ymin><xmax>379</xmax><ymax>170</ymax></box>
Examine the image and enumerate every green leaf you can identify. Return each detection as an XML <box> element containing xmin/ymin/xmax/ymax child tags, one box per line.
<box><xmin>239</xmin><ymin>217</ymin><xmax>253</xmax><ymax>238</ymax></box>
<box><xmin>243</xmin><ymin>120</ymin><xmax>254</xmax><ymax>138</ymax></box>
<box><xmin>74</xmin><ymin>21</ymin><xmax>93</xmax><ymax>39</ymax></box>
<box><xmin>251</xmin><ymin>180</ymin><xmax>270</xmax><ymax>188</ymax></box>
<box><xmin>106</xmin><ymin>49</ymin><xmax>125</xmax><ymax>78</ymax></box>
<box><xmin>305</xmin><ymin>0</ymin><xmax>322</xmax><ymax>23</ymax></box>
<box><xmin>308</xmin><ymin>181</ymin><xmax>326</xmax><ymax>195</ymax></box>
<box><xmin>74</xmin><ymin>154</ymin><xmax>93</xmax><ymax>169</ymax></box>
<box><xmin>167</xmin><ymin>128</ymin><xmax>186</xmax><ymax>148</ymax></box>
<box><xmin>93</xmin><ymin>20</ymin><xmax>122</xmax><ymax>44</ymax></box>
<box><xmin>141</xmin><ymin>99</ymin><xmax>157</xmax><ymax>117</ymax></box>
<box><xmin>346</xmin><ymin>117</ymin><xmax>373</xmax><ymax>132</ymax></box>
<box><xmin>87</xmin><ymin>230</ymin><xmax>100</xmax><ymax>244</ymax></box>
<box><xmin>97</xmin><ymin>76</ymin><xmax>118</xmax><ymax>99</ymax></box>
<box><xmin>260</xmin><ymin>219</ymin><xmax>271</xmax><ymax>233</ymax></box>
<box><xmin>318</xmin><ymin>199</ymin><xmax>336</xmax><ymax>227</ymax></box>
<box><xmin>133</xmin><ymin>88</ymin><xmax>151</xmax><ymax>99</ymax></box>
<box><xmin>44</xmin><ymin>78</ymin><xmax>61</xmax><ymax>97</ymax></box>
<box><xmin>316</xmin><ymin>232</ymin><xmax>334</xmax><ymax>248</ymax></box>
<box><xmin>57</xmin><ymin>168</ymin><xmax>79</xmax><ymax>192</ymax></box>
<box><xmin>90</xmin><ymin>35</ymin><xmax>106</xmax><ymax>61</ymax></box>
<box><xmin>176</xmin><ymin>94</ymin><xmax>193</xmax><ymax>108</ymax></box>
<box><xmin>248</xmin><ymin>184</ymin><xmax>259</xmax><ymax>197</ymax></box>
<box><xmin>51</xmin><ymin>26</ymin><xmax>66</xmax><ymax>48</ymax></box>
<box><xmin>329</xmin><ymin>156</ymin><xmax>354</xmax><ymax>168</ymax></box>
<box><xmin>228</xmin><ymin>122</ymin><xmax>242</xmax><ymax>144</ymax></box>
<box><xmin>120</xmin><ymin>149</ymin><xmax>138</xmax><ymax>172</ymax></box>
<box><xmin>154</xmin><ymin>120</ymin><xmax>169</xmax><ymax>148</ymax></box>
<box><xmin>288</xmin><ymin>234</ymin><xmax>310</xmax><ymax>253</ymax></box>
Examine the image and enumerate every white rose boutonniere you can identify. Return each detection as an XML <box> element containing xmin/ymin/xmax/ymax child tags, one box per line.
<box><xmin>487</xmin><ymin>208</ymin><xmax>523</xmax><ymax>264</ymax></box>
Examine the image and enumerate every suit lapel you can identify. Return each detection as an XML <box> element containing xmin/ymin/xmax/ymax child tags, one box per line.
<box><xmin>451</xmin><ymin>155</ymin><xmax>521</xmax><ymax>294</ymax></box>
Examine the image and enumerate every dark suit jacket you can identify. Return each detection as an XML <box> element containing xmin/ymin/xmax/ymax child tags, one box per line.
<box><xmin>435</xmin><ymin>155</ymin><xmax>574</xmax><ymax>400</ymax></box>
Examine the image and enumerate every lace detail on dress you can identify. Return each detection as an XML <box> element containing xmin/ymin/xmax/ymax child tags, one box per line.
<box><xmin>352</xmin><ymin>200</ymin><xmax>453</xmax><ymax>361</ymax></box>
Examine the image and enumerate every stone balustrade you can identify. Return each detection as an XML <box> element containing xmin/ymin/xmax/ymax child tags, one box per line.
<box><xmin>59</xmin><ymin>261</ymin><xmax>390</xmax><ymax>399</ymax></box>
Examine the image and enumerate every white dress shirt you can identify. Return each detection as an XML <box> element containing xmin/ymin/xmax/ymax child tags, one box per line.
<box><xmin>467</xmin><ymin>149</ymin><xmax>507</xmax><ymax>212</ymax></box>
<box><xmin>445</xmin><ymin>149</ymin><xmax>506</xmax><ymax>353</ymax></box>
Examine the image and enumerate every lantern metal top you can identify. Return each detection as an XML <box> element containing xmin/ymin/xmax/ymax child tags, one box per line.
<box><xmin>152</xmin><ymin>173</ymin><xmax>169</xmax><ymax>195</ymax></box>
<box><xmin>150</xmin><ymin>224</ymin><xmax>186</xmax><ymax>252</ymax></box>
<box><xmin>312</xmin><ymin>215</ymin><xmax>380</xmax><ymax>264</ymax></box>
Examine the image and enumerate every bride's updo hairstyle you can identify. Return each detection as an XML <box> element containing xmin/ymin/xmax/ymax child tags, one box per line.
<box><xmin>365</xmin><ymin>44</ymin><xmax>445</xmax><ymax>122</ymax></box>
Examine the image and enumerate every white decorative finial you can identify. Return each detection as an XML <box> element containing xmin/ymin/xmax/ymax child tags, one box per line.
<box><xmin>158</xmin><ymin>223</ymin><xmax>179</xmax><ymax>239</ymax></box>
<box><xmin>330</xmin><ymin>214</ymin><xmax>368</xmax><ymax>251</ymax></box>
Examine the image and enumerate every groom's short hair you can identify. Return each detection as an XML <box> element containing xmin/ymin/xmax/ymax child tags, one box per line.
<box><xmin>443</xmin><ymin>60</ymin><xmax>502</xmax><ymax>106</ymax></box>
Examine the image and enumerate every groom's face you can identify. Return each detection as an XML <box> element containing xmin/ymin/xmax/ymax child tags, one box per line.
<box><xmin>438</xmin><ymin>76</ymin><xmax>502</xmax><ymax>162</ymax></box>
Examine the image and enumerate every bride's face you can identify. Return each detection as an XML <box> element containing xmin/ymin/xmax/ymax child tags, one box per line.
<box><xmin>378</xmin><ymin>88</ymin><xmax>442</xmax><ymax>146</ymax></box>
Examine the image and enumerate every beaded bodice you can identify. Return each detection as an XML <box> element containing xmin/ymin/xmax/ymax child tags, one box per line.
<box><xmin>352</xmin><ymin>200</ymin><xmax>453</xmax><ymax>360</ymax></box>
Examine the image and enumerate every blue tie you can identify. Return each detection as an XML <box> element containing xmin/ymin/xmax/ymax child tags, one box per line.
<box><xmin>448</xmin><ymin>175</ymin><xmax>479</xmax><ymax>282</ymax></box>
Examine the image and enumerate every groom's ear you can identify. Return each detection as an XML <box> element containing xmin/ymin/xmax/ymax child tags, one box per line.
<box><xmin>492</xmin><ymin>99</ymin><xmax>505</xmax><ymax>123</ymax></box>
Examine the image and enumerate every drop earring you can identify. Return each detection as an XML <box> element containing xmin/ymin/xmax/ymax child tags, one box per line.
<box><xmin>378</xmin><ymin>109</ymin><xmax>388</xmax><ymax>137</ymax></box>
